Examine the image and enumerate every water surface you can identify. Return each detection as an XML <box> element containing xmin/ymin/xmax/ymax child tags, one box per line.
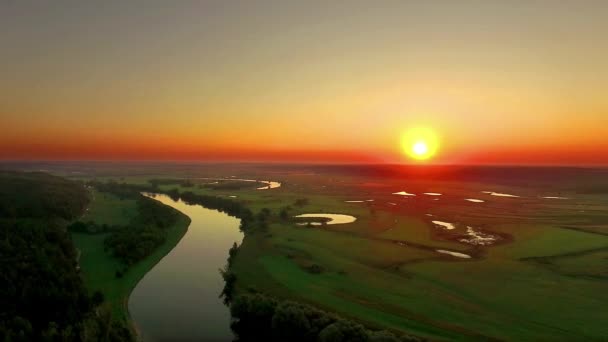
<box><xmin>129</xmin><ymin>194</ymin><xmax>242</xmax><ymax>342</ymax></box>
<box><xmin>431</xmin><ymin>220</ymin><xmax>456</xmax><ymax>230</ymax></box>
<box><xmin>436</xmin><ymin>249</ymin><xmax>471</xmax><ymax>259</ymax></box>
<box><xmin>294</xmin><ymin>213</ymin><xmax>357</xmax><ymax>225</ymax></box>
<box><xmin>482</xmin><ymin>191</ymin><xmax>519</xmax><ymax>198</ymax></box>
<box><xmin>393</xmin><ymin>191</ymin><xmax>416</xmax><ymax>196</ymax></box>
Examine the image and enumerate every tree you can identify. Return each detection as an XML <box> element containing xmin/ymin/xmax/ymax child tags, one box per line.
<box><xmin>219</xmin><ymin>268</ymin><xmax>237</xmax><ymax>305</ymax></box>
<box><xmin>279</xmin><ymin>206</ymin><xmax>291</xmax><ymax>221</ymax></box>
<box><xmin>319</xmin><ymin>320</ymin><xmax>368</xmax><ymax>342</ymax></box>
<box><xmin>91</xmin><ymin>291</ymin><xmax>105</xmax><ymax>307</ymax></box>
<box><xmin>271</xmin><ymin>302</ymin><xmax>312</xmax><ymax>342</ymax></box>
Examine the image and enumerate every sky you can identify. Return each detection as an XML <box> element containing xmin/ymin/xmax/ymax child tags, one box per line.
<box><xmin>1</xmin><ymin>0</ymin><xmax>607</xmax><ymax>165</ymax></box>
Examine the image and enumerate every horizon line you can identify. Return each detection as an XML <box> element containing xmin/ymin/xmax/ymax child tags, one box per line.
<box><xmin>1</xmin><ymin>159</ymin><xmax>607</xmax><ymax>168</ymax></box>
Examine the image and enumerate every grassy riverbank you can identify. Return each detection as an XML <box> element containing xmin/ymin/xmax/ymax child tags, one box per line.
<box><xmin>72</xmin><ymin>191</ymin><xmax>190</xmax><ymax>324</ymax></box>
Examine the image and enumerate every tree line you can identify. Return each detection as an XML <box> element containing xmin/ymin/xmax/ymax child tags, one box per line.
<box><xmin>229</xmin><ymin>293</ymin><xmax>423</xmax><ymax>342</ymax></box>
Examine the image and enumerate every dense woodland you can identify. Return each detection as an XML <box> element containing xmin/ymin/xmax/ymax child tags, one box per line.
<box><xmin>0</xmin><ymin>172</ymin><xmax>132</xmax><ymax>341</ymax></box>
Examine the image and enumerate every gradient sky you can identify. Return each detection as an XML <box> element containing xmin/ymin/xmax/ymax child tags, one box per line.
<box><xmin>2</xmin><ymin>0</ymin><xmax>607</xmax><ymax>164</ymax></box>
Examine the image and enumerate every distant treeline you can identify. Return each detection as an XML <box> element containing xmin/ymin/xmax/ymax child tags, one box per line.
<box><xmin>0</xmin><ymin>171</ymin><xmax>132</xmax><ymax>341</ymax></box>
<box><xmin>149</xmin><ymin>177</ymin><xmax>263</xmax><ymax>191</ymax></box>
<box><xmin>230</xmin><ymin>293</ymin><xmax>422</xmax><ymax>342</ymax></box>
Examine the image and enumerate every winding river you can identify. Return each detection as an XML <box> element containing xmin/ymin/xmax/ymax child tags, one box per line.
<box><xmin>129</xmin><ymin>194</ymin><xmax>242</xmax><ymax>342</ymax></box>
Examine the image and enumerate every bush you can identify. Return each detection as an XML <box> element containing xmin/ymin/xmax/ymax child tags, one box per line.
<box><xmin>305</xmin><ymin>264</ymin><xmax>324</xmax><ymax>274</ymax></box>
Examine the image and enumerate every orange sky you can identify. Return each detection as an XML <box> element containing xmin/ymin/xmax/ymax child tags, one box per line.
<box><xmin>1</xmin><ymin>1</ymin><xmax>608</xmax><ymax>165</ymax></box>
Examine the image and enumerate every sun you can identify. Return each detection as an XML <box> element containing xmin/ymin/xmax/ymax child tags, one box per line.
<box><xmin>412</xmin><ymin>141</ymin><xmax>429</xmax><ymax>156</ymax></box>
<box><xmin>401</xmin><ymin>127</ymin><xmax>439</xmax><ymax>161</ymax></box>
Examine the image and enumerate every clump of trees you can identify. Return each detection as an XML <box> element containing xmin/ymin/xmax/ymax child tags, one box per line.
<box><xmin>0</xmin><ymin>171</ymin><xmax>133</xmax><ymax>341</ymax></box>
<box><xmin>279</xmin><ymin>206</ymin><xmax>292</xmax><ymax>221</ymax></box>
<box><xmin>230</xmin><ymin>293</ymin><xmax>422</xmax><ymax>342</ymax></box>
<box><xmin>100</xmin><ymin>197</ymin><xmax>180</xmax><ymax>268</ymax></box>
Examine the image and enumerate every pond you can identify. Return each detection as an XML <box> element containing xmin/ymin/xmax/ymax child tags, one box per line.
<box><xmin>129</xmin><ymin>193</ymin><xmax>242</xmax><ymax>342</ymax></box>
<box><xmin>293</xmin><ymin>213</ymin><xmax>357</xmax><ymax>225</ymax></box>
<box><xmin>436</xmin><ymin>249</ymin><xmax>472</xmax><ymax>259</ymax></box>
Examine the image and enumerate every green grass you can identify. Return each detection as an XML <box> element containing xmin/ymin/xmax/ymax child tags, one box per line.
<box><xmin>81</xmin><ymin>189</ymin><xmax>137</xmax><ymax>226</ymax></box>
<box><xmin>72</xmin><ymin>192</ymin><xmax>190</xmax><ymax>324</ymax></box>
<box><xmin>548</xmin><ymin>248</ymin><xmax>608</xmax><ymax>279</ymax></box>
<box><xmin>488</xmin><ymin>224</ymin><xmax>608</xmax><ymax>259</ymax></box>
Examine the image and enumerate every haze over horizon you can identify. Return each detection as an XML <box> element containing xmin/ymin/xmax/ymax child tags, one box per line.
<box><xmin>2</xmin><ymin>0</ymin><xmax>608</xmax><ymax>165</ymax></box>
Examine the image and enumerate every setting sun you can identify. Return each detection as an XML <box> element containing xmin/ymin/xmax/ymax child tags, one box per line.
<box><xmin>402</xmin><ymin>127</ymin><xmax>439</xmax><ymax>161</ymax></box>
<box><xmin>412</xmin><ymin>141</ymin><xmax>429</xmax><ymax>156</ymax></box>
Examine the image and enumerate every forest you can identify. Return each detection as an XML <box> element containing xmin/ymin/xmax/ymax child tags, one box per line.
<box><xmin>0</xmin><ymin>171</ymin><xmax>132</xmax><ymax>341</ymax></box>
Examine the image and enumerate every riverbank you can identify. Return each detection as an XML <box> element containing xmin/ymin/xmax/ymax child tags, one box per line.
<box><xmin>72</xmin><ymin>191</ymin><xmax>191</xmax><ymax>335</ymax></box>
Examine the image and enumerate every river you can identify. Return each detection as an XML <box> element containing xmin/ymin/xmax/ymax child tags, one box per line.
<box><xmin>129</xmin><ymin>193</ymin><xmax>243</xmax><ymax>341</ymax></box>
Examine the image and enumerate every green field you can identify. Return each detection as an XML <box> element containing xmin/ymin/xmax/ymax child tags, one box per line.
<box><xmin>60</xmin><ymin>165</ymin><xmax>608</xmax><ymax>340</ymax></box>
<box><xmin>72</xmin><ymin>191</ymin><xmax>190</xmax><ymax>324</ymax></box>
<box><xmin>80</xmin><ymin>189</ymin><xmax>138</xmax><ymax>226</ymax></box>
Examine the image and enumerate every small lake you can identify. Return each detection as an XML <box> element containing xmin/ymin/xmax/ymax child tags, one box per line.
<box><xmin>129</xmin><ymin>193</ymin><xmax>242</xmax><ymax>342</ymax></box>
<box><xmin>294</xmin><ymin>213</ymin><xmax>357</xmax><ymax>225</ymax></box>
